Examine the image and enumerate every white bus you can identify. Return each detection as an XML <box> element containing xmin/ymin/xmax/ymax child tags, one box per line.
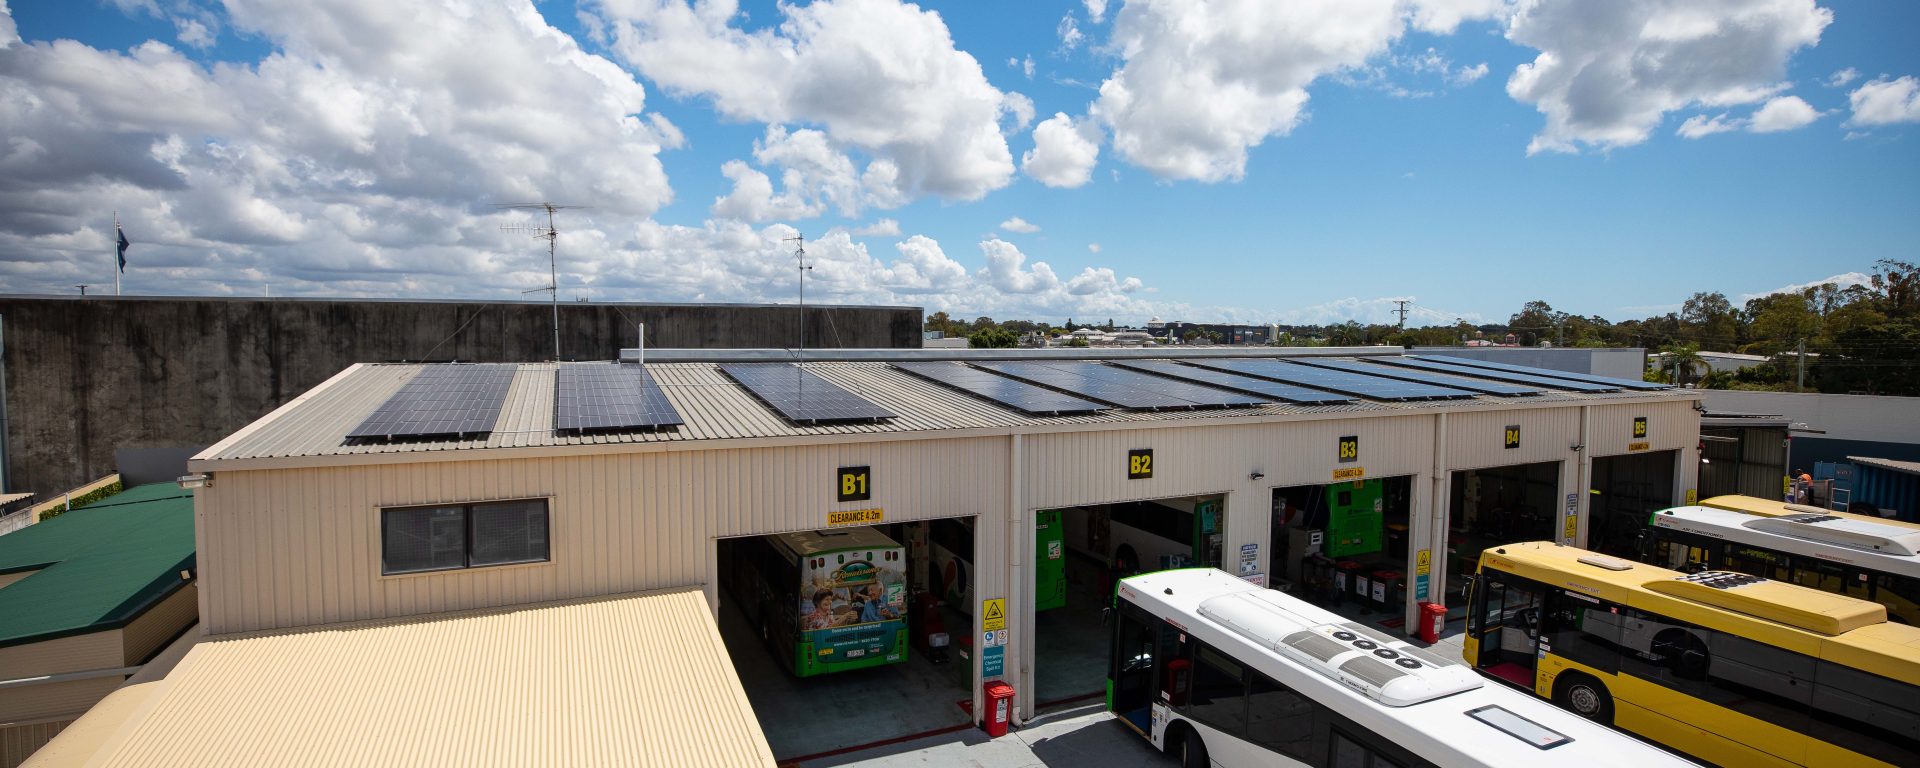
<box><xmin>1648</xmin><ymin>501</ymin><xmax>1920</xmax><ymax>624</ymax></box>
<box><xmin>1065</xmin><ymin>498</ymin><xmax>1223</xmax><ymax>574</ymax></box>
<box><xmin>1109</xmin><ymin>568</ymin><xmax>1697</xmax><ymax>768</ymax></box>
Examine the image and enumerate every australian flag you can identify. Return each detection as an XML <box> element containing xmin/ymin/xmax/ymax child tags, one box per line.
<box><xmin>116</xmin><ymin>224</ymin><xmax>129</xmax><ymax>273</ymax></box>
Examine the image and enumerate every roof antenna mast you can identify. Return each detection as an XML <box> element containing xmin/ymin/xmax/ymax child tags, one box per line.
<box><xmin>499</xmin><ymin>202</ymin><xmax>587</xmax><ymax>362</ymax></box>
<box><xmin>785</xmin><ymin>232</ymin><xmax>810</xmax><ymax>406</ymax></box>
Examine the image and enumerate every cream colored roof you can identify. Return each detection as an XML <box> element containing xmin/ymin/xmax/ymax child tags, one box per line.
<box><xmin>198</xmin><ymin>360</ymin><xmax>1691</xmax><ymax>467</ymax></box>
<box><xmin>57</xmin><ymin>588</ymin><xmax>773</xmax><ymax>768</ymax></box>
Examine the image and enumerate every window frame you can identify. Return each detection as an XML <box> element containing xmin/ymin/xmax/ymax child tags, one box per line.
<box><xmin>379</xmin><ymin>496</ymin><xmax>554</xmax><ymax>577</ymax></box>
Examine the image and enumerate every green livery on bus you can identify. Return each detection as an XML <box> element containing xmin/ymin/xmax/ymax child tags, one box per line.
<box><xmin>723</xmin><ymin>527</ymin><xmax>909</xmax><ymax>677</ymax></box>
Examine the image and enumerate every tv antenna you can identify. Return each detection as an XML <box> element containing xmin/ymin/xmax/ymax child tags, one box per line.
<box><xmin>785</xmin><ymin>232</ymin><xmax>811</xmax><ymax>403</ymax></box>
<box><xmin>498</xmin><ymin>202</ymin><xmax>587</xmax><ymax>361</ymax></box>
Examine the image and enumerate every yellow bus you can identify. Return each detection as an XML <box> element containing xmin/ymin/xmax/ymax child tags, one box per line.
<box><xmin>1648</xmin><ymin>496</ymin><xmax>1920</xmax><ymax>624</ymax></box>
<box><xmin>1463</xmin><ymin>541</ymin><xmax>1920</xmax><ymax>768</ymax></box>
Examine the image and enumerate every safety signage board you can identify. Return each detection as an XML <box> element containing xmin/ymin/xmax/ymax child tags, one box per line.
<box><xmin>982</xmin><ymin>598</ymin><xmax>1006</xmax><ymax>632</ymax></box>
<box><xmin>983</xmin><ymin>645</ymin><xmax>1004</xmax><ymax>676</ymax></box>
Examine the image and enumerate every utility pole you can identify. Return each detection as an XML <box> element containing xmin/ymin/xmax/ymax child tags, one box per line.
<box><xmin>785</xmin><ymin>233</ymin><xmax>811</xmax><ymax>407</ymax></box>
<box><xmin>75</xmin><ymin>285</ymin><xmax>89</xmax><ymax>296</ymax></box>
<box><xmin>1392</xmin><ymin>300</ymin><xmax>1410</xmax><ymax>330</ymax></box>
<box><xmin>1796</xmin><ymin>338</ymin><xmax>1807</xmax><ymax>392</ymax></box>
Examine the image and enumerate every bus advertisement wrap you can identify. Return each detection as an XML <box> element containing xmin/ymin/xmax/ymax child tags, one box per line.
<box><xmin>799</xmin><ymin>554</ymin><xmax>907</xmax><ymax>667</ymax></box>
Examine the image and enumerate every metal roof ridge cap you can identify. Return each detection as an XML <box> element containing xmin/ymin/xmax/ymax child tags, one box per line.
<box><xmin>619</xmin><ymin>346</ymin><xmax>1404</xmax><ymax>363</ymax></box>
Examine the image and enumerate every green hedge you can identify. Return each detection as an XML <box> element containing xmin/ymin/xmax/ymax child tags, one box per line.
<box><xmin>37</xmin><ymin>480</ymin><xmax>125</xmax><ymax>522</ymax></box>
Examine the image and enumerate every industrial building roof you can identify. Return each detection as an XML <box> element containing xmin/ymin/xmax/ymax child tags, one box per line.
<box><xmin>1851</xmin><ymin>456</ymin><xmax>1920</xmax><ymax>477</ymax></box>
<box><xmin>0</xmin><ymin>482</ymin><xmax>195</xmax><ymax>647</ymax></box>
<box><xmin>197</xmin><ymin>355</ymin><xmax>1697</xmax><ymax>468</ymax></box>
<box><xmin>64</xmin><ymin>588</ymin><xmax>775</xmax><ymax>768</ymax></box>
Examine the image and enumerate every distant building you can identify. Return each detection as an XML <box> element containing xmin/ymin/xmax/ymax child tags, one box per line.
<box><xmin>1154</xmin><ymin>321</ymin><xmax>1274</xmax><ymax>345</ymax></box>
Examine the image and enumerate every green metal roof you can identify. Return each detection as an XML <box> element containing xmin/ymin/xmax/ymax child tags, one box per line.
<box><xmin>0</xmin><ymin>482</ymin><xmax>195</xmax><ymax>648</ymax></box>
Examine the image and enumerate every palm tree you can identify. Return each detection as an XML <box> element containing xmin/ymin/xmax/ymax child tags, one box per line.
<box><xmin>1662</xmin><ymin>343</ymin><xmax>1703</xmax><ymax>387</ymax></box>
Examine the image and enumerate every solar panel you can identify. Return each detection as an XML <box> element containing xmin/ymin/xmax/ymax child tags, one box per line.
<box><xmin>1108</xmin><ymin>360</ymin><xmax>1355</xmax><ymax>405</ymax></box>
<box><xmin>973</xmin><ymin>361</ymin><xmax>1268</xmax><ymax>410</ymax></box>
<box><xmin>1187</xmin><ymin>358</ymin><xmax>1477</xmax><ymax>401</ymax></box>
<box><xmin>348</xmin><ymin>364</ymin><xmax>517</xmax><ymax>441</ymax></box>
<box><xmin>554</xmin><ymin>363</ymin><xmax>684</xmax><ymax>434</ymax></box>
<box><xmin>719</xmin><ymin>363</ymin><xmax>897</xmax><ymax>424</ymax></box>
<box><xmin>1370</xmin><ymin>356</ymin><xmax>1620</xmax><ymax>393</ymax></box>
<box><xmin>893</xmin><ymin>362</ymin><xmax>1108</xmax><ymax>416</ymax></box>
<box><xmin>1415</xmin><ymin>355</ymin><xmax>1670</xmax><ymax>391</ymax></box>
<box><xmin>1291</xmin><ymin>358</ymin><xmax>1543</xmax><ymax>397</ymax></box>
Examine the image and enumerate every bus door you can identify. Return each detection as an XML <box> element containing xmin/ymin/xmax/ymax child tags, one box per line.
<box><xmin>1110</xmin><ymin>604</ymin><xmax>1159</xmax><ymax>735</ymax></box>
<box><xmin>1467</xmin><ymin>573</ymin><xmax>1546</xmax><ymax>689</ymax></box>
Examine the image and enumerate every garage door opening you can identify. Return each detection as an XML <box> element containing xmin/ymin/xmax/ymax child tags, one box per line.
<box><xmin>1444</xmin><ymin>461</ymin><xmax>1562</xmax><ymax>610</ymax></box>
<box><xmin>714</xmin><ymin>523</ymin><xmax>972</xmax><ymax>762</ymax></box>
<box><xmin>1590</xmin><ymin>450</ymin><xmax>1679</xmax><ymax>557</ymax></box>
<box><xmin>1036</xmin><ymin>494</ymin><xmax>1225</xmax><ymax>704</ymax></box>
<box><xmin>1271</xmin><ymin>477</ymin><xmax>1414</xmax><ymax>628</ymax></box>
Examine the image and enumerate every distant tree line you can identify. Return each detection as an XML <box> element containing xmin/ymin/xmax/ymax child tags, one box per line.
<box><xmin>923</xmin><ymin>259</ymin><xmax>1919</xmax><ymax>394</ymax></box>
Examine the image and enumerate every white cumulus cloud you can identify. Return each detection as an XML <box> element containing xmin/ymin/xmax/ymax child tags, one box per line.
<box><xmin>1848</xmin><ymin>75</ymin><xmax>1920</xmax><ymax>126</ymax></box>
<box><xmin>591</xmin><ymin>0</ymin><xmax>1018</xmax><ymax>203</ymax></box>
<box><xmin>1827</xmin><ymin>67</ymin><xmax>1858</xmax><ymax>87</ymax></box>
<box><xmin>1022</xmin><ymin>113</ymin><xmax>1102</xmax><ymax>188</ymax></box>
<box><xmin>1090</xmin><ymin>0</ymin><xmax>1507</xmax><ymax>182</ymax></box>
<box><xmin>1084</xmin><ymin>0</ymin><xmax>1109</xmax><ymax>24</ymax></box>
<box><xmin>1504</xmin><ymin>0</ymin><xmax>1831</xmax><ymax>154</ymax></box>
<box><xmin>999</xmin><ymin>216</ymin><xmax>1040</xmax><ymax>234</ymax></box>
<box><xmin>1749</xmin><ymin>95</ymin><xmax>1820</xmax><ymax>132</ymax></box>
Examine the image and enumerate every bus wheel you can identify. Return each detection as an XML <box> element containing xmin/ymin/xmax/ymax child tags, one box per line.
<box><xmin>1554</xmin><ymin>674</ymin><xmax>1613</xmax><ymax>724</ymax></box>
<box><xmin>1167</xmin><ymin>723</ymin><xmax>1208</xmax><ymax>768</ymax></box>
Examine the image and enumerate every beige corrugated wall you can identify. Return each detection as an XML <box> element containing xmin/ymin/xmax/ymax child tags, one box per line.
<box><xmin>118</xmin><ymin>585</ymin><xmax>197</xmax><ymax>666</ymax></box>
<box><xmin>2</xmin><ymin>720</ymin><xmax>73</xmax><ymax>768</ymax></box>
<box><xmin>197</xmin><ymin>437</ymin><xmax>1008</xmax><ymax>635</ymax></box>
<box><xmin>0</xmin><ymin>677</ymin><xmax>122</xmax><ymax>724</ymax></box>
<box><xmin>0</xmin><ymin>635</ymin><xmax>120</xmax><ymax>681</ymax></box>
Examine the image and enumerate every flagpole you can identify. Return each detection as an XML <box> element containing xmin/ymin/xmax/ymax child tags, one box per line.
<box><xmin>113</xmin><ymin>211</ymin><xmax>122</xmax><ymax>296</ymax></box>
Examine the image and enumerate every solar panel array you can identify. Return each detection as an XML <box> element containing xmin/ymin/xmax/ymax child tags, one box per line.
<box><xmin>974</xmin><ymin>361</ymin><xmax>1269</xmax><ymax>410</ymax></box>
<box><xmin>1371</xmin><ymin>356</ymin><xmax>1620</xmax><ymax>393</ymax></box>
<box><xmin>1415</xmin><ymin>355</ymin><xmax>1670</xmax><ymax>391</ymax></box>
<box><xmin>348</xmin><ymin>364</ymin><xmax>517</xmax><ymax>441</ymax></box>
<box><xmin>554</xmin><ymin>363</ymin><xmax>685</xmax><ymax>434</ymax></box>
<box><xmin>1189</xmin><ymin>358</ymin><xmax>1477</xmax><ymax>401</ymax></box>
<box><xmin>893</xmin><ymin>362</ymin><xmax>1108</xmax><ymax>415</ymax></box>
<box><xmin>1108</xmin><ymin>360</ymin><xmax>1355</xmax><ymax>405</ymax></box>
<box><xmin>720</xmin><ymin>363</ymin><xmax>898</xmax><ymax>424</ymax></box>
<box><xmin>1291</xmin><ymin>357</ymin><xmax>1543</xmax><ymax>397</ymax></box>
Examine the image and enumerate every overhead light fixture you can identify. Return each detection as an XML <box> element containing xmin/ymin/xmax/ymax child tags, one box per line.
<box><xmin>177</xmin><ymin>473</ymin><xmax>210</xmax><ymax>489</ymax></box>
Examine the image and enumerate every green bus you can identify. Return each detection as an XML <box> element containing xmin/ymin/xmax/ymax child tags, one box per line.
<box><xmin>723</xmin><ymin>527</ymin><xmax>909</xmax><ymax>676</ymax></box>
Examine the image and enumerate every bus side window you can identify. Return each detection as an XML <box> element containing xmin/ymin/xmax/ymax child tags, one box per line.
<box><xmin>1808</xmin><ymin>660</ymin><xmax>1920</xmax><ymax>766</ymax></box>
<box><xmin>1185</xmin><ymin>644</ymin><xmax>1249</xmax><ymax>737</ymax></box>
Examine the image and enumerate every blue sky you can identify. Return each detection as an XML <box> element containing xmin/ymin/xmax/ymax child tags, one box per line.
<box><xmin>1</xmin><ymin>1</ymin><xmax>1916</xmax><ymax>326</ymax></box>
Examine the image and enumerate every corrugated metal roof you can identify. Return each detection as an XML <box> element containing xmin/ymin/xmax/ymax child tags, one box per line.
<box><xmin>82</xmin><ymin>588</ymin><xmax>774</xmax><ymax>768</ymax></box>
<box><xmin>200</xmin><ymin>360</ymin><xmax>1694</xmax><ymax>464</ymax></box>
<box><xmin>1850</xmin><ymin>456</ymin><xmax>1920</xmax><ymax>477</ymax></box>
<box><xmin>0</xmin><ymin>483</ymin><xmax>195</xmax><ymax>647</ymax></box>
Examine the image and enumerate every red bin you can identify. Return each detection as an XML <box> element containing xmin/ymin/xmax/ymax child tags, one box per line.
<box><xmin>1418</xmin><ymin>601</ymin><xmax>1448</xmax><ymax>644</ymax></box>
<box><xmin>983</xmin><ymin>681</ymin><xmax>1016</xmax><ymax>738</ymax></box>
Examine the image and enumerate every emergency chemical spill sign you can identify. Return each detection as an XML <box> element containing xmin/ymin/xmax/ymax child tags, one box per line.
<box><xmin>981</xmin><ymin>598</ymin><xmax>1006</xmax><ymax>631</ymax></box>
<box><xmin>981</xmin><ymin>598</ymin><xmax>1007</xmax><ymax>676</ymax></box>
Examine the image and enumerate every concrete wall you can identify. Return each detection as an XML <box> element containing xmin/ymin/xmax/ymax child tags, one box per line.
<box><xmin>0</xmin><ymin>296</ymin><xmax>921</xmax><ymax>494</ymax></box>
<box><xmin>1411</xmin><ymin>346</ymin><xmax>1646</xmax><ymax>380</ymax></box>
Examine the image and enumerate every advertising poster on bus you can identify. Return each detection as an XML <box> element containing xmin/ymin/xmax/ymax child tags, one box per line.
<box><xmin>797</xmin><ymin>546</ymin><xmax>908</xmax><ymax>668</ymax></box>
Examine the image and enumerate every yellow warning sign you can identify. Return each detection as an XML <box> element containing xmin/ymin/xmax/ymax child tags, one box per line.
<box><xmin>1415</xmin><ymin>549</ymin><xmax>1431</xmax><ymax>577</ymax></box>
<box><xmin>1685</xmin><ymin>488</ymin><xmax>1698</xmax><ymax>504</ymax></box>
<box><xmin>981</xmin><ymin>598</ymin><xmax>1006</xmax><ymax>632</ymax></box>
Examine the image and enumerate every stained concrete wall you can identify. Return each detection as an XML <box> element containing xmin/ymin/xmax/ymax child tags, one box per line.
<box><xmin>0</xmin><ymin>296</ymin><xmax>920</xmax><ymax>494</ymax></box>
<box><xmin>1410</xmin><ymin>346</ymin><xmax>1646</xmax><ymax>380</ymax></box>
